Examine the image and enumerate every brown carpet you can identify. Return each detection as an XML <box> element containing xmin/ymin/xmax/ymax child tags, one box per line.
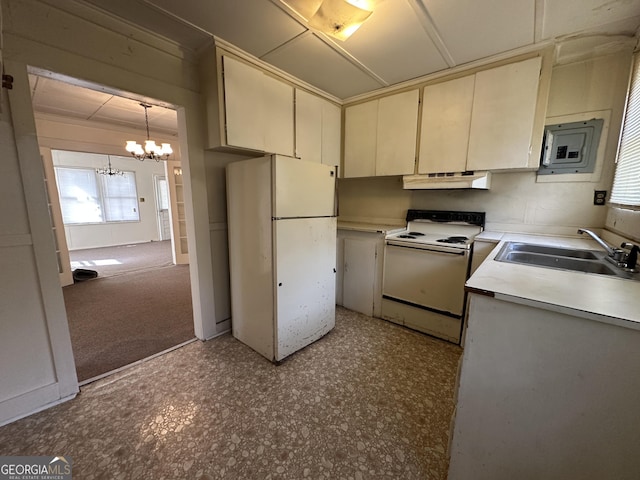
<box><xmin>69</xmin><ymin>240</ymin><xmax>173</xmax><ymax>278</ymax></box>
<box><xmin>63</xmin><ymin>263</ymin><xmax>195</xmax><ymax>382</ymax></box>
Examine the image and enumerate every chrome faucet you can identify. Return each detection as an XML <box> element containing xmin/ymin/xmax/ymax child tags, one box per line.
<box><xmin>577</xmin><ymin>229</ymin><xmax>619</xmax><ymax>257</ymax></box>
<box><xmin>577</xmin><ymin>228</ymin><xmax>638</xmax><ymax>270</ymax></box>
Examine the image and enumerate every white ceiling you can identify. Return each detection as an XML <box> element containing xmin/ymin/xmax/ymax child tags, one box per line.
<box><xmin>29</xmin><ymin>75</ymin><xmax>179</xmax><ymax>135</ymax></box>
<box><xmin>29</xmin><ymin>0</ymin><xmax>640</xmax><ymax>131</ymax></box>
<box><xmin>78</xmin><ymin>0</ymin><xmax>640</xmax><ymax>99</ymax></box>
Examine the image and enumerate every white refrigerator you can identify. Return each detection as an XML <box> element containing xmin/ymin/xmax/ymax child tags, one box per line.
<box><xmin>226</xmin><ymin>154</ymin><xmax>337</xmax><ymax>362</ymax></box>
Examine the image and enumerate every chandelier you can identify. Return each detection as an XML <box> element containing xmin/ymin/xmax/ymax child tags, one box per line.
<box><xmin>96</xmin><ymin>156</ymin><xmax>123</xmax><ymax>176</ymax></box>
<box><xmin>125</xmin><ymin>103</ymin><xmax>173</xmax><ymax>161</ymax></box>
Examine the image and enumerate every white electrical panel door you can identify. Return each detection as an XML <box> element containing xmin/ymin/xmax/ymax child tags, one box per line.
<box><xmin>273</xmin><ymin>155</ymin><xmax>335</xmax><ymax>218</ymax></box>
<box><xmin>274</xmin><ymin>217</ymin><xmax>337</xmax><ymax>361</ymax></box>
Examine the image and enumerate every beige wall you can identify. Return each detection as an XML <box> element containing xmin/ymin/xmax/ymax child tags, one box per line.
<box><xmin>339</xmin><ymin>50</ymin><xmax>634</xmax><ymax>235</ymax></box>
<box><xmin>0</xmin><ymin>0</ymin><xmax>223</xmax><ymax>424</ymax></box>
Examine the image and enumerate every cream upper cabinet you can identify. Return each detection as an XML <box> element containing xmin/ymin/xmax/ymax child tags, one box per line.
<box><xmin>466</xmin><ymin>56</ymin><xmax>542</xmax><ymax>171</ymax></box>
<box><xmin>344</xmin><ymin>100</ymin><xmax>378</xmax><ymax>177</ymax></box>
<box><xmin>418</xmin><ymin>75</ymin><xmax>475</xmax><ymax>174</ymax></box>
<box><xmin>220</xmin><ymin>55</ymin><xmax>294</xmax><ymax>155</ymax></box>
<box><xmin>344</xmin><ymin>89</ymin><xmax>419</xmax><ymax>178</ymax></box>
<box><xmin>295</xmin><ymin>89</ymin><xmax>341</xmax><ymax>168</ymax></box>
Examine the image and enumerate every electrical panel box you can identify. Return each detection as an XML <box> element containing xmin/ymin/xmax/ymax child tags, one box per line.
<box><xmin>538</xmin><ymin>119</ymin><xmax>603</xmax><ymax>175</ymax></box>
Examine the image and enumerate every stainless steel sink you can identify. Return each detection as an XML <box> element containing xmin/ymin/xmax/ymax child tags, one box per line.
<box><xmin>494</xmin><ymin>242</ymin><xmax>638</xmax><ymax>280</ymax></box>
<box><xmin>506</xmin><ymin>243</ymin><xmax>599</xmax><ymax>260</ymax></box>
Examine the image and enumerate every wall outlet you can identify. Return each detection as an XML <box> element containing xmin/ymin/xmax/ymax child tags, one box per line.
<box><xmin>594</xmin><ymin>190</ymin><xmax>607</xmax><ymax>206</ymax></box>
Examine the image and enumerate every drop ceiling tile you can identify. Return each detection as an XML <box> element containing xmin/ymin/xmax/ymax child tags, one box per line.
<box><xmin>342</xmin><ymin>0</ymin><xmax>448</xmax><ymax>84</ymax></box>
<box><xmin>149</xmin><ymin>0</ymin><xmax>307</xmax><ymax>57</ymax></box>
<box><xmin>262</xmin><ymin>33</ymin><xmax>384</xmax><ymax>99</ymax></box>
<box><xmin>542</xmin><ymin>0</ymin><xmax>640</xmax><ymax>39</ymax></box>
<box><xmin>83</xmin><ymin>0</ymin><xmax>211</xmax><ymax>51</ymax></box>
<box><xmin>31</xmin><ymin>77</ymin><xmax>112</xmax><ymax>118</ymax></box>
<box><xmin>423</xmin><ymin>0</ymin><xmax>535</xmax><ymax>65</ymax></box>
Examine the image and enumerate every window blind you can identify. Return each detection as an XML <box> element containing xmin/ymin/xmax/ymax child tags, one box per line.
<box><xmin>610</xmin><ymin>52</ymin><xmax>640</xmax><ymax>206</ymax></box>
<box><xmin>100</xmin><ymin>172</ymin><xmax>140</xmax><ymax>222</ymax></box>
<box><xmin>55</xmin><ymin>167</ymin><xmax>103</xmax><ymax>224</ymax></box>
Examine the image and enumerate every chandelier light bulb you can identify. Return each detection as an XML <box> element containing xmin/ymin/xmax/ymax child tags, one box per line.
<box><xmin>124</xmin><ymin>103</ymin><xmax>173</xmax><ymax>162</ymax></box>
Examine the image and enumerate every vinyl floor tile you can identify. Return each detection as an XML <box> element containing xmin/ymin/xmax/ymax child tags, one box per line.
<box><xmin>0</xmin><ymin>307</ymin><xmax>462</xmax><ymax>479</ymax></box>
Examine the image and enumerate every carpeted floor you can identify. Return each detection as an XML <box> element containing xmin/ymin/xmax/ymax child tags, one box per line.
<box><xmin>0</xmin><ymin>307</ymin><xmax>462</xmax><ymax>479</ymax></box>
<box><xmin>64</xmin><ymin>242</ymin><xmax>195</xmax><ymax>382</ymax></box>
<box><xmin>69</xmin><ymin>241</ymin><xmax>174</xmax><ymax>278</ymax></box>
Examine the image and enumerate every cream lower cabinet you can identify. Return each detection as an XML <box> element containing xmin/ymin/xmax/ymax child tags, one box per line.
<box><xmin>295</xmin><ymin>89</ymin><xmax>341</xmax><ymax>169</ymax></box>
<box><xmin>418</xmin><ymin>56</ymin><xmax>544</xmax><ymax>174</ymax></box>
<box><xmin>336</xmin><ymin>230</ymin><xmax>384</xmax><ymax>318</ymax></box>
<box><xmin>344</xmin><ymin>89</ymin><xmax>419</xmax><ymax>178</ymax></box>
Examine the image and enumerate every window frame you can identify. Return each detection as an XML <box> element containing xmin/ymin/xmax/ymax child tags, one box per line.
<box><xmin>610</xmin><ymin>51</ymin><xmax>640</xmax><ymax>208</ymax></box>
<box><xmin>54</xmin><ymin>166</ymin><xmax>141</xmax><ymax>226</ymax></box>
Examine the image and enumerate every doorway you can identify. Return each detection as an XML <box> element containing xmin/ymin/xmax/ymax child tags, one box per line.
<box><xmin>29</xmin><ymin>72</ymin><xmax>196</xmax><ymax>384</ymax></box>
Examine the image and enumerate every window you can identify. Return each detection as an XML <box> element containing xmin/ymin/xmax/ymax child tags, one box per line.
<box><xmin>611</xmin><ymin>52</ymin><xmax>640</xmax><ymax>206</ymax></box>
<box><xmin>55</xmin><ymin>167</ymin><xmax>140</xmax><ymax>224</ymax></box>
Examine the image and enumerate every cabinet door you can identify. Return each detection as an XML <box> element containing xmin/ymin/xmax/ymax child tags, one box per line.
<box><xmin>419</xmin><ymin>76</ymin><xmax>475</xmax><ymax>174</ymax></box>
<box><xmin>467</xmin><ymin>56</ymin><xmax>542</xmax><ymax>171</ymax></box>
<box><xmin>343</xmin><ymin>237</ymin><xmax>376</xmax><ymax>317</ymax></box>
<box><xmin>223</xmin><ymin>56</ymin><xmax>265</xmax><ymax>151</ymax></box>
<box><xmin>322</xmin><ymin>100</ymin><xmax>342</xmax><ymax>170</ymax></box>
<box><xmin>376</xmin><ymin>89</ymin><xmax>419</xmax><ymax>176</ymax></box>
<box><xmin>344</xmin><ymin>100</ymin><xmax>377</xmax><ymax>178</ymax></box>
<box><xmin>263</xmin><ymin>73</ymin><xmax>294</xmax><ymax>156</ymax></box>
<box><xmin>295</xmin><ymin>89</ymin><xmax>323</xmax><ymax>163</ymax></box>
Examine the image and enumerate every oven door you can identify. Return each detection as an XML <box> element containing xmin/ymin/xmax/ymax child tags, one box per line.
<box><xmin>383</xmin><ymin>243</ymin><xmax>469</xmax><ymax>316</ymax></box>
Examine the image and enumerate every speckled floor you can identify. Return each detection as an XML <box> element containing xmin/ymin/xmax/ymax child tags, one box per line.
<box><xmin>0</xmin><ymin>307</ymin><xmax>462</xmax><ymax>479</ymax></box>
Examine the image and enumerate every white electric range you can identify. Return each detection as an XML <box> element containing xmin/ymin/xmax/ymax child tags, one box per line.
<box><xmin>381</xmin><ymin>210</ymin><xmax>486</xmax><ymax>344</ymax></box>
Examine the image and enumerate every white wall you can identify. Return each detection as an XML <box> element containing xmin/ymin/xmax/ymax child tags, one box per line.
<box><xmin>339</xmin><ymin>50</ymin><xmax>633</xmax><ymax>235</ymax></box>
<box><xmin>51</xmin><ymin>149</ymin><xmax>166</xmax><ymax>250</ymax></box>
<box><xmin>0</xmin><ymin>0</ymin><xmax>224</xmax><ymax>424</ymax></box>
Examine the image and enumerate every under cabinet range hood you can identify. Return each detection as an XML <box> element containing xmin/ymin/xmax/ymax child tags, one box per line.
<box><xmin>403</xmin><ymin>171</ymin><xmax>492</xmax><ymax>190</ymax></box>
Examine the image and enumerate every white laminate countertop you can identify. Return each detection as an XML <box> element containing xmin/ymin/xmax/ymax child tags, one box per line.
<box><xmin>467</xmin><ymin>233</ymin><xmax>640</xmax><ymax>329</ymax></box>
<box><xmin>337</xmin><ymin>220</ymin><xmax>405</xmax><ymax>234</ymax></box>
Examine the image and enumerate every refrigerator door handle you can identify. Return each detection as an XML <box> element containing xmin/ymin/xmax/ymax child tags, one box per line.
<box><xmin>334</xmin><ymin>165</ymin><xmax>339</xmax><ymax>218</ymax></box>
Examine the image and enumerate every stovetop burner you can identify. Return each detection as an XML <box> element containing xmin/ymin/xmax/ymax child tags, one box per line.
<box><xmin>407</xmin><ymin>232</ymin><xmax>425</xmax><ymax>236</ymax></box>
<box><xmin>436</xmin><ymin>236</ymin><xmax>469</xmax><ymax>244</ymax></box>
<box><xmin>398</xmin><ymin>234</ymin><xmax>417</xmax><ymax>239</ymax></box>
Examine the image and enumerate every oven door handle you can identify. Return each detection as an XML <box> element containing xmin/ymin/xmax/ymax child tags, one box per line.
<box><xmin>385</xmin><ymin>242</ymin><xmax>467</xmax><ymax>255</ymax></box>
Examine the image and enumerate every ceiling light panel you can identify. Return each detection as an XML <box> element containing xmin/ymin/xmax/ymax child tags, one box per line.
<box><xmin>149</xmin><ymin>0</ymin><xmax>307</xmax><ymax>57</ymax></box>
<box><xmin>422</xmin><ymin>0</ymin><xmax>535</xmax><ymax>65</ymax></box>
<box><xmin>341</xmin><ymin>0</ymin><xmax>448</xmax><ymax>85</ymax></box>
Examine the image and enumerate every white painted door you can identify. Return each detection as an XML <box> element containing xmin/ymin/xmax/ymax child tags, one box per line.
<box><xmin>155</xmin><ymin>175</ymin><xmax>170</xmax><ymax>241</ymax></box>
<box><xmin>274</xmin><ymin>216</ymin><xmax>337</xmax><ymax>361</ymax></box>
<box><xmin>343</xmin><ymin>237</ymin><xmax>376</xmax><ymax>316</ymax></box>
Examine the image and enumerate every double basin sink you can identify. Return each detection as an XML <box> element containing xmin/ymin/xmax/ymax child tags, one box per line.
<box><xmin>494</xmin><ymin>242</ymin><xmax>638</xmax><ymax>281</ymax></box>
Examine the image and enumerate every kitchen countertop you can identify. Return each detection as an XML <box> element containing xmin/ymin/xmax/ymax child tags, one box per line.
<box><xmin>337</xmin><ymin>220</ymin><xmax>405</xmax><ymax>234</ymax></box>
<box><xmin>467</xmin><ymin>233</ymin><xmax>640</xmax><ymax>329</ymax></box>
